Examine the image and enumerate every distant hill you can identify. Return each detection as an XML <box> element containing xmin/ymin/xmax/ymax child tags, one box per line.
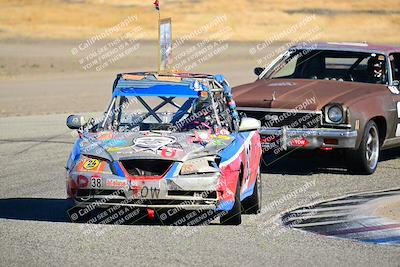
<box><xmin>0</xmin><ymin>0</ymin><xmax>399</xmax><ymax>44</ymax></box>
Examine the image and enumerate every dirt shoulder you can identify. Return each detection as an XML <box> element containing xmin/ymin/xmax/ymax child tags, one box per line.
<box><xmin>1</xmin><ymin>0</ymin><xmax>400</xmax><ymax>43</ymax></box>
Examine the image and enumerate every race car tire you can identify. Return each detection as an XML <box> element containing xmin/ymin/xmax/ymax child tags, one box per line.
<box><xmin>220</xmin><ymin>178</ymin><xmax>242</xmax><ymax>225</ymax></box>
<box><xmin>346</xmin><ymin>120</ymin><xmax>380</xmax><ymax>175</ymax></box>
<box><xmin>242</xmin><ymin>166</ymin><xmax>262</xmax><ymax>214</ymax></box>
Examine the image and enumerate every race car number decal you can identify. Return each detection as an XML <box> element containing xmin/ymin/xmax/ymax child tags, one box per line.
<box><xmin>83</xmin><ymin>159</ymin><xmax>100</xmax><ymax>170</ymax></box>
<box><xmin>91</xmin><ymin>177</ymin><xmax>102</xmax><ymax>189</ymax></box>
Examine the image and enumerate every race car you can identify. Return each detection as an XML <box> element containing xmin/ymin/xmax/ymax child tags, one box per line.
<box><xmin>235</xmin><ymin>42</ymin><xmax>400</xmax><ymax>175</ymax></box>
<box><xmin>66</xmin><ymin>72</ymin><xmax>262</xmax><ymax>225</ymax></box>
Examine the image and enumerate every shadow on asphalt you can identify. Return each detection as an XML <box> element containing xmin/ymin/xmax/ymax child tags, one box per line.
<box><xmin>261</xmin><ymin>148</ymin><xmax>400</xmax><ymax>175</ymax></box>
<box><xmin>261</xmin><ymin>149</ymin><xmax>348</xmax><ymax>175</ymax></box>
<box><xmin>0</xmin><ymin>198</ymin><xmax>219</xmax><ymax>226</ymax></box>
<box><xmin>0</xmin><ymin>198</ymin><xmax>71</xmax><ymax>223</ymax></box>
<box><xmin>380</xmin><ymin>147</ymin><xmax>400</xmax><ymax>162</ymax></box>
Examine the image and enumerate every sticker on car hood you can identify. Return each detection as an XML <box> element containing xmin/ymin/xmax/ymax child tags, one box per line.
<box><xmin>133</xmin><ymin>136</ymin><xmax>177</xmax><ymax>152</ymax></box>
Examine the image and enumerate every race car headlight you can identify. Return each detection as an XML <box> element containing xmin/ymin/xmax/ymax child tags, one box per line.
<box><xmin>325</xmin><ymin>104</ymin><xmax>345</xmax><ymax>124</ymax></box>
<box><xmin>180</xmin><ymin>157</ymin><xmax>219</xmax><ymax>175</ymax></box>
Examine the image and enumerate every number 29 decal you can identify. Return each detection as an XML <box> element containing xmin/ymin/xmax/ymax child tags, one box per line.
<box><xmin>83</xmin><ymin>159</ymin><xmax>100</xmax><ymax>170</ymax></box>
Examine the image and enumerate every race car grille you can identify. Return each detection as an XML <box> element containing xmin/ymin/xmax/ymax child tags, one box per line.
<box><xmin>242</xmin><ymin>110</ymin><xmax>322</xmax><ymax>129</ymax></box>
<box><xmin>120</xmin><ymin>159</ymin><xmax>174</xmax><ymax>177</ymax></box>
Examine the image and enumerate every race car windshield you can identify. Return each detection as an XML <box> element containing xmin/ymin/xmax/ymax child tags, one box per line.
<box><xmin>262</xmin><ymin>50</ymin><xmax>388</xmax><ymax>84</ymax></box>
<box><xmin>100</xmin><ymin>95</ymin><xmax>220</xmax><ymax>132</ymax></box>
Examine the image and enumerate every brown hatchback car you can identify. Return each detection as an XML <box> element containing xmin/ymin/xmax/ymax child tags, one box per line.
<box><xmin>233</xmin><ymin>42</ymin><xmax>400</xmax><ymax>174</ymax></box>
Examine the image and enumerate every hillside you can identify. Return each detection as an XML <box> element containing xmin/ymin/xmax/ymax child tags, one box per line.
<box><xmin>0</xmin><ymin>0</ymin><xmax>399</xmax><ymax>43</ymax></box>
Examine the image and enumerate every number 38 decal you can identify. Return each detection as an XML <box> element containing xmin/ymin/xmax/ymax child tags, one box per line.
<box><xmin>91</xmin><ymin>177</ymin><xmax>102</xmax><ymax>189</ymax></box>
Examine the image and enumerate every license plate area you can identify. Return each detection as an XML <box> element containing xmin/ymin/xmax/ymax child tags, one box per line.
<box><xmin>129</xmin><ymin>180</ymin><xmax>164</xmax><ymax>199</ymax></box>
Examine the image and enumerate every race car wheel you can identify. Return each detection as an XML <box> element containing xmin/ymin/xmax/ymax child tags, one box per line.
<box><xmin>346</xmin><ymin>120</ymin><xmax>380</xmax><ymax>175</ymax></box>
<box><xmin>220</xmin><ymin>178</ymin><xmax>242</xmax><ymax>225</ymax></box>
<box><xmin>242</xmin><ymin>166</ymin><xmax>262</xmax><ymax>214</ymax></box>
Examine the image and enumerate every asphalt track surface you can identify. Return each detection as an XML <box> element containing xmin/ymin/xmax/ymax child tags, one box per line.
<box><xmin>1</xmin><ymin>114</ymin><xmax>400</xmax><ymax>266</ymax></box>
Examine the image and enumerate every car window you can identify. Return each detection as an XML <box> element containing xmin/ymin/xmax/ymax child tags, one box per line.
<box><xmin>271</xmin><ymin>54</ymin><xmax>299</xmax><ymax>78</ymax></box>
<box><xmin>390</xmin><ymin>53</ymin><xmax>400</xmax><ymax>81</ymax></box>
<box><xmin>325</xmin><ymin>57</ymin><xmax>358</xmax><ymax>70</ymax></box>
<box><xmin>264</xmin><ymin>50</ymin><xmax>388</xmax><ymax>84</ymax></box>
<box><xmin>354</xmin><ymin>58</ymin><xmax>369</xmax><ymax>71</ymax></box>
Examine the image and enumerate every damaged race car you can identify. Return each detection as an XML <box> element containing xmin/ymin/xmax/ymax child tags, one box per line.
<box><xmin>66</xmin><ymin>72</ymin><xmax>262</xmax><ymax>225</ymax></box>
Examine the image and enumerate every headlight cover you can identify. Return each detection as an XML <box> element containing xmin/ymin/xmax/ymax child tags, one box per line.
<box><xmin>180</xmin><ymin>157</ymin><xmax>219</xmax><ymax>175</ymax></box>
<box><xmin>325</xmin><ymin>104</ymin><xmax>345</xmax><ymax>124</ymax></box>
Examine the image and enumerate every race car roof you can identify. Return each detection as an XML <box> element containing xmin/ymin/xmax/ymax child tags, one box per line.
<box><xmin>291</xmin><ymin>42</ymin><xmax>400</xmax><ymax>55</ymax></box>
<box><xmin>112</xmin><ymin>78</ymin><xmax>200</xmax><ymax>98</ymax></box>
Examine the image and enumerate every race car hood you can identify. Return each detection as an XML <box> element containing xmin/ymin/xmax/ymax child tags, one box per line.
<box><xmin>233</xmin><ymin>78</ymin><xmax>387</xmax><ymax>110</ymax></box>
<box><xmin>78</xmin><ymin>130</ymin><xmax>234</xmax><ymax>162</ymax></box>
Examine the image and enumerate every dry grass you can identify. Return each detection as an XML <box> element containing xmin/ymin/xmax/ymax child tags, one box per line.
<box><xmin>0</xmin><ymin>0</ymin><xmax>399</xmax><ymax>43</ymax></box>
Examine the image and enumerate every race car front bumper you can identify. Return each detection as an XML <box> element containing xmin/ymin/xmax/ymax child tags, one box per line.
<box><xmin>73</xmin><ymin>189</ymin><xmax>219</xmax><ymax>211</ymax></box>
<box><xmin>70</xmin><ymin>173</ymin><xmax>234</xmax><ymax>211</ymax></box>
<box><xmin>259</xmin><ymin>127</ymin><xmax>358</xmax><ymax>151</ymax></box>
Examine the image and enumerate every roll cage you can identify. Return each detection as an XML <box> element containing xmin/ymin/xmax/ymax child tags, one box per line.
<box><xmin>95</xmin><ymin>72</ymin><xmax>240</xmax><ymax>132</ymax></box>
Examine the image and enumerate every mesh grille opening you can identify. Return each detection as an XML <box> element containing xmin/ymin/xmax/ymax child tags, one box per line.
<box><xmin>120</xmin><ymin>159</ymin><xmax>173</xmax><ymax>176</ymax></box>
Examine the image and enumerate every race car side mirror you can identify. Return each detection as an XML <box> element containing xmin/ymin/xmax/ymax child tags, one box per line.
<box><xmin>66</xmin><ymin>115</ymin><xmax>85</xmax><ymax>129</ymax></box>
<box><xmin>239</xmin><ymin>118</ymin><xmax>261</xmax><ymax>132</ymax></box>
<box><xmin>254</xmin><ymin>67</ymin><xmax>265</xmax><ymax>76</ymax></box>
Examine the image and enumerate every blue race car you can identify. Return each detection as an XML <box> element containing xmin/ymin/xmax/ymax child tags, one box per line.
<box><xmin>66</xmin><ymin>72</ymin><xmax>262</xmax><ymax>225</ymax></box>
